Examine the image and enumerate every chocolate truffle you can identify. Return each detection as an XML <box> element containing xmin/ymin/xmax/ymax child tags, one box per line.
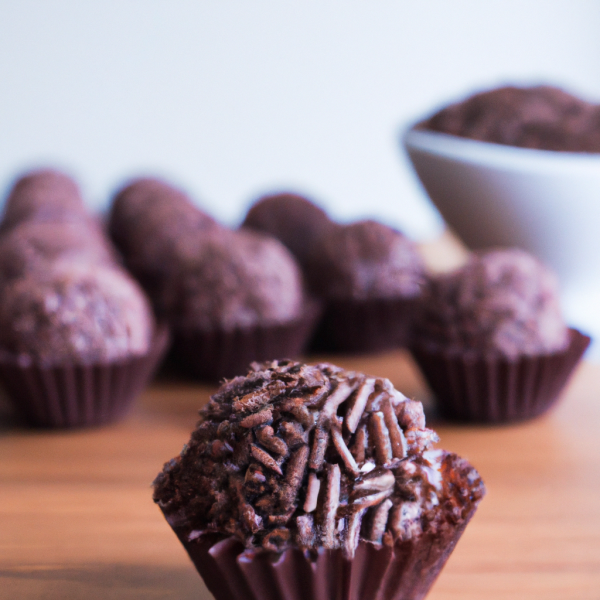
<box><xmin>1</xmin><ymin>169</ymin><xmax>87</xmax><ymax>231</ymax></box>
<box><xmin>162</xmin><ymin>228</ymin><xmax>304</xmax><ymax>331</ymax></box>
<box><xmin>306</xmin><ymin>220</ymin><xmax>425</xmax><ymax>301</ymax></box>
<box><xmin>416</xmin><ymin>248</ymin><xmax>569</xmax><ymax>359</ymax></box>
<box><xmin>420</xmin><ymin>85</ymin><xmax>600</xmax><ymax>152</ymax></box>
<box><xmin>0</xmin><ymin>262</ymin><xmax>154</xmax><ymax>366</ymax></box>
<box><xmin>0</xmin><ymin>220</ymin><xmax>116</xmax><ymax>283</ymax></box>
<box><xmin>242</xmin><ymin>193</ymin><xmax>333</xmax><ymax>267</ymax></box>
<box><xmin>108</xmin><ymin>178</ymin><xmax>220</xmax><ymax>294</ymax></box>
<box><xmin>153</xmin><ymin>360</ymin><xmax>484</xmax><ymax>579</ymax></box>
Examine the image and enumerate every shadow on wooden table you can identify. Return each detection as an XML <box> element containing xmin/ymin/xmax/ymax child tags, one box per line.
<box><xmin>0</xmin><ymin>563</ymin><xmax>209</xmax><ymax>600</ymax></box>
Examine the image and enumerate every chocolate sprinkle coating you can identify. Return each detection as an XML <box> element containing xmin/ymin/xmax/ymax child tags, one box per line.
<box><xmin>305</xmin><ymin>220</ymin><xmax>425</xmax><ymax>300</ymax></box>
<box><xmin>0</xmin><ymin>262</ymin><xmax>154</xmax><ymax>366</ymax></box>
<box><xmin>415</xmin><ymin>248</ymin><xmax>569</xmax><ymax>359</ymax></box>
<box><xmin>153</xmin><ymin>360</ymin><xmax>485</xmax><ymax>558</ymax></box>
<box><xmin>420</xmin><ymin>85</ymin><xmax>600</xmax><ymax>153</ymax></box>
<box><xmin>242</xmin><ymin>193</ymin><xmax>334</xmax><ymax>267</ymax></box>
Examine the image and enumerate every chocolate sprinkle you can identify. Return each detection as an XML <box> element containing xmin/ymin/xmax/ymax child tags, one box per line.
<box><xmin>153</xmin><ymin>360</ymin><xmax>485</xmax><ymax>558</ymax></box>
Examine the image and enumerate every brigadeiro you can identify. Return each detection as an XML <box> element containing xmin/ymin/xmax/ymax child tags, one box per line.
<box><xmin>153</xmin><ymin>359</ymin><xmax>485</xmax><ymax>600</ymax></box>
<box><xmin>242</xmin><ymin>192</ymin><xmax>334</xmax><ymax>269</ymax></box>
<box><xmin>0</xmin><ymin>168</ymin><xmax>89</xmax><ymax>231</ymax></box>
<box><xmin>0</xmin><ymin>261</ymin><xmax>168</xmax><ymax>428</ymax></box>
<box><xmin>0</xmin><ymin>170</ymin><xmax>168</xmax><ymax>428</ymax></box>
<box><xmin>162</xmin><ymin>228</ymin><xmax>318</xmax><ymax>381</ymax></box>
<box><xmin>411</xmin><ymin>248</ymin><xmax>590</xmax><ymax>422</ymax></box>
<box><xmin>306</xmin><ymin>219</ymin><xmax>426</xmax><ymax>353</ymax></box>
<box><xmin>108</xmin><ymin>177</ymin><xmax>220</xmax><ymax>310</ymax></box>
<box><xmin>419</xmin><ymin>85</ymin><xmax>600</xmax><ymax>153</ymax></box>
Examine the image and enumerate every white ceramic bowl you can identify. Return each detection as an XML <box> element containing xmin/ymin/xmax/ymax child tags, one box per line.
<box><xmin>404</xmin><ymin>127</ymin><xmax>600</xmax><ymax>357</ymax></box>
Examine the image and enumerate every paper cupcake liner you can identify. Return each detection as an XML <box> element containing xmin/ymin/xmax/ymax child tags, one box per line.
<box><xmin>411</xmin><ymin>328</ymin><xmax>590</xmax><ymax>423</ymax></box>
<box><xmin>167</xmin><ymin>518</ymin><xmax>472</xmax><ymax>600</ymax></box>
<box><xmin>172</xmin><ymin>305</ymin><xmax>321</xmax><ymax>382</ymax></box>
<box><xmin>310</xmin><ymin>296</ymin><xmax>420</xmax><ymax>354</ymax></box>
<box><xmin>0</xmin><ymin>325</ymin><xmax>170</xmax><ymax>428</ymax></box>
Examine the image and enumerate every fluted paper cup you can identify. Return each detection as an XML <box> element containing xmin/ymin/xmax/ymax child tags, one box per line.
<box><xmin>411</xmin><ymin>328</ymin><xmax>590</xmax><ymax>423</ymax></box>
<box><xmin>171</xmin><ymin>304</ymin><xmax>321</xmax><ymax>382</ymax></box>
<box><xmin>310</xmin><ymin>296</ymin><xmax>420</xmax><ymax>354</ymax></box>
<box><xmin>0</xmin><ymin>325</ymin><xmax>169</xmax><ymax>428</ymax></box>
<box><xmin>165</xmin><ymin>514</ymin><xmax>473</xmax><ymax>600</ymax></box>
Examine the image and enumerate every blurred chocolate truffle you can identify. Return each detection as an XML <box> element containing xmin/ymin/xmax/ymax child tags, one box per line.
<box><xmin>415</xmin><ymin>248</ymin><xmax>569</xmax><ymax>359</ymax></box>
<box><xmin>163</xmin><ymin>228</ymin><xmax>304</xmax><ymax>331</ymax></box>
<box><xmin>0</xmin><ymin>262</ymin><xmax>154</xmax><ymax>366</ymax></box>
<box><xmin>0</xmin><ymin>220</ymin><xmax>116</xmax><ymax>283</ymax></box>
<box><xmin>1</xmin><ymin>169</ymin><xmax>88</xmax><ymax>231</ymax></box>
<box><xmin>306</xmin><ymin>220</ymin><xmax>425</xmax><ymax>301</ymax></box>
<box><xmin>420</xmin><ymin>85</ymin><xmax>600</xmax><ymax>152</ymax></box>
<box><xmin>242</xmin><ymin>192</ymin><xmax>333</xmax><ymax>267</ymax></box>
<box><xmin>108</xmin><ymin>177</ymin><xmax>220</xmax><ymax>298</ymax></box>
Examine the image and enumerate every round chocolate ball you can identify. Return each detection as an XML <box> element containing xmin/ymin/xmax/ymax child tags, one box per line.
<box><xmin>242</xmin><ymin>192</ymin><xmax>333</xmax><ymax>267</ymax></box>
<box><xmin>2</xmin><ymin>169</ymin><xmax>87</xmax><ymax>231</ymax></box>
<box><xmin>153</xmin><ymin>359</ymin><xmax>485</xmax><ymax>559</ymax></box>
<box><xmin>416</xmin><ymin>248</ymin><xmax>569</xmax><ymax>358</ymax></box>
<box><xmin>162</xmin><ymin>228</ymin><xmax>304</xmax><ymax>331</ymax></box>
<box><xmin>305</xmin><ymin>220</ymin><xmax>425</xmax><ymax>300</ymax></box>
<box><xmin>108</xmin><ymin>177</ymin><xmax>220</xmax><ymax>293</ymax></box>
<box><xmin>0</xmin><ymin>262</ymin><xmax>154</xmax><ymax>366</ymax></box>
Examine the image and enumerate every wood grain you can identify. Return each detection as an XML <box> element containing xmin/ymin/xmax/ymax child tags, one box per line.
<box><xmin>2</xmin><ymin>356</ymin><xmax>599</xmax><ymax>599</ymax></box>
<box><xmin>1</xmin><ymin>232</ymin><xmax>599</xmax><ymax>599</ymax></box>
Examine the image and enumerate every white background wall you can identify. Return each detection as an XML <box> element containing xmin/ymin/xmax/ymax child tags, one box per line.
<box><xmin>1</xmin><ymin>1</ymin><xmax>599</xmax><ymax>240</ymax></box>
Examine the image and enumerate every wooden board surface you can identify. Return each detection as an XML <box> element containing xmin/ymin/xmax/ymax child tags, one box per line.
<box><xmin>1</xmin><ymin>348</ymin><xmax>599</xmax><ymax>600</ymax></box>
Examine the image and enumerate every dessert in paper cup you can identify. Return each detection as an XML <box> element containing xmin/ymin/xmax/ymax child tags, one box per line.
<box><xmin>0</xmin><ymin>169</ymin><xmax>168</xmax><ymax>428</ymax></box>
<box><xmin>0</xmin><ymin>263</ymin><xmax>168</xmax><ymax>428</ymax></box>
<box><xmin>109</xmin><ymin>181</ymin><xmax>318</xmax><ymax>381</ymax></box>
<box><xmin>411</xmin><ymin>248</ymin><xmax>590</xmax><ymax>422</ymax></box>
<box><xmin>160</xmin><ymin>228</ymin><xmax>318</xmax><ymax>382</ymax></box>
<box><xmin>243</xmin><ymin>195</ymin><xmax>425</xmax><ymax>355</ymax></box>
<box><xmin>153</xmin><ymin>359</ymin><xmax>485</xmax><ymax>600</ymax></box>
<box><xmin>305</xmin><ymin>220</ymin><xmax>425</xmax><ymax>354</ymax></box>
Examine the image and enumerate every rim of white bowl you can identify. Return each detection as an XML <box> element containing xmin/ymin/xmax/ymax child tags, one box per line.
<box><xmin>403</xmin><ymin>128</ymin><xmax>600</xmax><ymax>175</ymax></box>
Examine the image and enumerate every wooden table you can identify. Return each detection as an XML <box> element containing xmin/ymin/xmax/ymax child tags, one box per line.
<box><xmin>1</xmin><ymin>234</ymin><xmax>599</xmax><ymax>599</ymax></box>
<box><xmin>1</xmin><ymin>352</ymin><xmax>599</xmax><ymax>600</ymax></box>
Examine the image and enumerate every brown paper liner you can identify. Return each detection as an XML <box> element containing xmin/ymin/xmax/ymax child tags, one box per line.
<box><xmin>411</xmin><ymin>328</ymin><xmax>590</xmax><ymax>423</ymax></box>
<box><xmin>0</xmin><ymin>325</ymin><xmax>169</xmax><ymax>428</ymax></box>
<box><xmin>310</xmin><ymin>296</ymin><xmax>420</xmax><ymax>354</ymax></box>
<box><xmin>166</xmin><ymin>517</ymin><xmax>472</xmax><ymax>600</ymax></box>
<box><xmin>172</xmin><ymin>304</ymin><xmax>321</xmax><ymax>382</ymax></box>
